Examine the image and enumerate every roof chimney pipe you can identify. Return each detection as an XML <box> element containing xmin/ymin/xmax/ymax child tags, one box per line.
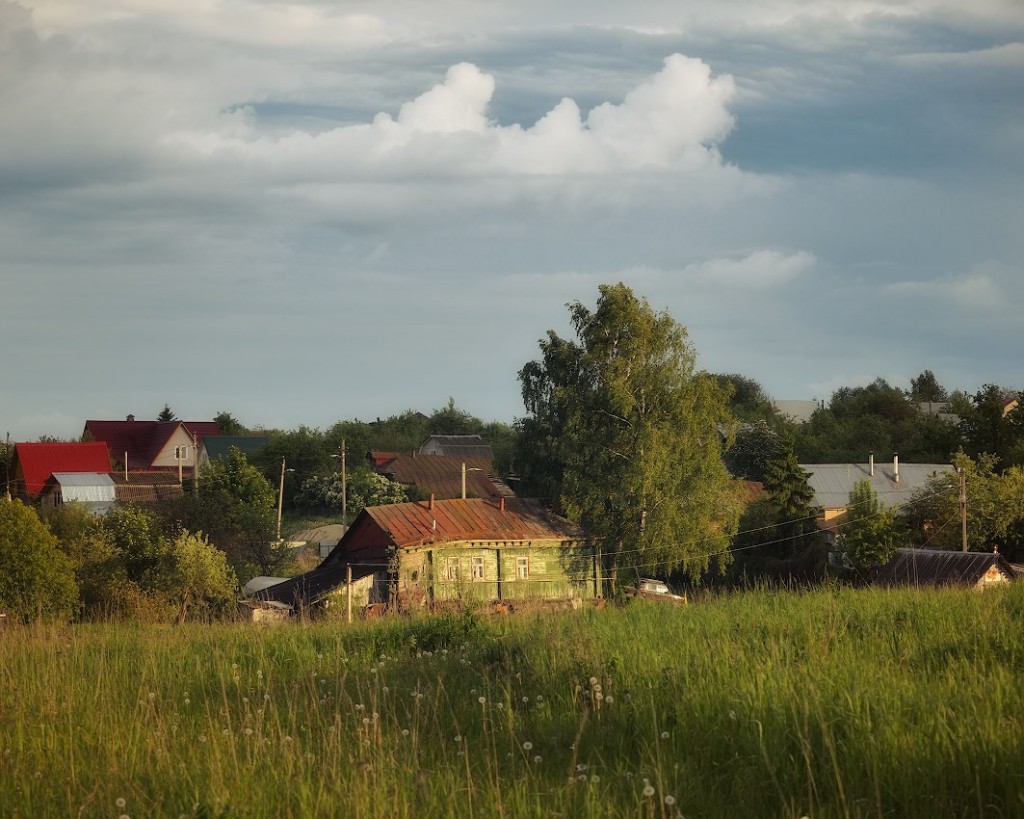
<box><xmin>127</xmin><ymin>414</ymin><xmax>135</xmax><ymax>422</ymax></box>
<box><xmin>499</xmin><ymin>497</ymin><xmax>505</xmax><ymax>512</ymax></box>
<box><xmin>428</xmin><ymin>493</ymin><xmax>435</xmax><ymax>511</ymax></box>
<box><xmin>893</xmin><ymin>453</ymin><xmax>900</xmax><ymax>483</ymax></box>
<box><xmin>869</xmin><ymin>452</ymin><xmax>874</xmax><ymax>477</ymax></box>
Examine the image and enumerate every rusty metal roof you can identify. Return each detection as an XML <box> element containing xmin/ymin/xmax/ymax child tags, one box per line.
<box><xmin>365</xmin><ymin>498</ymin><xmax>589</xmax><ymax>549</ymax></box>
<box><xmin>372</xmin><ymin>452</ymin><xmax>513</xmax><ymax>500</ymax></box>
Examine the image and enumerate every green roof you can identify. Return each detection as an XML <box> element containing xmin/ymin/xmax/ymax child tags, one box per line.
<box><xmin>202</xmin><ymin>435</ymin><xmax>268</xmax><ymax>461</ymax></box>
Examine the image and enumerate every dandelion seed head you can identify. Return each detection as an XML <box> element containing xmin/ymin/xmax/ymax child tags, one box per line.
<box><xmin>478</xmin><ymin>696</ymin><xmax>486</xmax><ymax>704</ymax></box>
<box><xmin>661</xmin><ymin>731</ymin><xmax>670</xmax><ymax>739</ymax></box>
<box><xmin>643</xmin><ymin>785</ymin><xmax>656</xmax><ymax>797</ymax></box>
<box><xmin>589</xmin><ymin>676</ymin><xmax>598</xmax><ymax>686</ymax></box>
<box><xmin>245</xmin><ymin>728</ymin><xmax>253</xmax><ymax>736</ymax></box>
<box><xmin>522</xmin><ymin>741</ymin><xmax>533</xmax><ymax>751</ymax></box>
<box><xmin>604</xmin><ymin>695</ymin><xmax>614</xmax><ymax>705</ymax></box>
<box><xmin>454</xmin><ymin>735</ymin><xmax>462</xmax><ymax>743</ymax></box>
<box><xmin>116</xmin><ymin>798</ymin><xmax>127</xmax><ymax>809</ymax></box>
<box><xmin>591</xmin><ymin>774</ymin><xmax>600</xmax><ymax>783</ymax></box>
<box><xmin>665</xmin><ymin>795</ymin><xmax>676</xmax><ymax>806</ymax></box>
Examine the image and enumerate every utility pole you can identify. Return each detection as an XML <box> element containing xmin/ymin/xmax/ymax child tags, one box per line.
<box><xmin>277</xmin><ymin>457</ymin><xmax>287</xmax><ymax>542</ymax></box>
<box><xmin>4</xmin><ymin>431</ymin><xmax>10</xmax><ymax>500</ymax></box>
<box><xmin>192</xmin><ymin>431</ymin><xmax>199</xmax><ymax>493</ymax></box>
<box><xmin>959</xmin><ymin>467</ymin><xmax>968</xmax><ymax>552</ymax></box>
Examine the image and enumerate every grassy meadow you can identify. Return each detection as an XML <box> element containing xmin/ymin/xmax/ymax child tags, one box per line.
<box><xmin>2</xmin><ymin>585</ymin><xmax>1023</xmax><ymax>818</ymax></box>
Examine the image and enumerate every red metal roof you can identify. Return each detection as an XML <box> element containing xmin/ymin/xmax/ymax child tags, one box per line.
<box><xmin>361</xmin><ymin>498</ymin><xmax>590</xmax><ymax>550</ymax></box>
<box><xmin>11</xmin><ymin>442</ymin><xmax>112</xmax><ymax>498</ymax></box>
<box><xmin>84</xmin><ymin>419</ymin><xmax>220</xmax><ymax>470</ymax></box>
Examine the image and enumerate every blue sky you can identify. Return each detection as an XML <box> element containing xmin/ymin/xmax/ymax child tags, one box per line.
<box><xmin>2</xmin><ymin>0</ymin><xmax>1023</xmax><ymax>440</ymax></box>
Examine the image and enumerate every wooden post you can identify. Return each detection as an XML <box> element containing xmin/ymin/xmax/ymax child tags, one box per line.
<box><xmin>346</xmin><ymin>563</ymin><xmax>353</xmax><ymax>624</ymax></box>
<box><xmin>595</xmin><ymin>542</ymin><xmax>603</xmax><ymax>599</ymax></box>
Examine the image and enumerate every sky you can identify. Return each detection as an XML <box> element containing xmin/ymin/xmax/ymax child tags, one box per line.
<box><xmin>3</xmin><ymin>0</ymin><xmax>1023</xmax><ymax>441</ymax></box>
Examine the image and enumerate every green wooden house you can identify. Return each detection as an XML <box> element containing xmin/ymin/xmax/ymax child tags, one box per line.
<box><xmin>258</xmin><ymin>497</ymin><xmax>600</xmax><ymax>611</ymax></box>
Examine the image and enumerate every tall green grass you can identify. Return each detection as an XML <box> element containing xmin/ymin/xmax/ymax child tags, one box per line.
<box><xmin>2</xmin><ymin>585</ymin><xmax>1022</xmax><ymax>817</ymax></box>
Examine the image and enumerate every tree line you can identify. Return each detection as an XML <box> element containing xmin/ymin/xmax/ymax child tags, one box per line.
<box><xmin>3</xmin><ymin>283</ymin><xmax>1023</xmax><ymax>622</ymax></box>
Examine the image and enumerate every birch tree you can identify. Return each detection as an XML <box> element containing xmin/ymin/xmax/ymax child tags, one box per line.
<box><xmin>516</xmin><ymin>283</ymin><xmax>739</xmax><ymax>584</ymax></box>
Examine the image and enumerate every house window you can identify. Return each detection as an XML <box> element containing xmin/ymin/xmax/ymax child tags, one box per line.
<box><xmin>446</xmin><ymin>558</ymin><xmax>460</xmax><ymax>581</ymax></box>
<box><xmin>516</xmin><ymin>557</ymin><xmax>529</xmax><ymax>580</ymax></box>
<box><xmin>471</xmin><ymin>556</ymin><xmax>485</xmax><ymax>581</ymax></box>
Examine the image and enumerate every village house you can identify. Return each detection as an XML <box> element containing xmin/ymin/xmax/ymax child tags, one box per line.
<box><xmin>83</xmin><ymin>415</ymin><xmax>221</xmax><ymax>477</ymax></box>
<box><xmin>39</xmin><ymin>472</ymin><xmax>117</xmax><ymax>514</ymax></box>
<box><xmin>800</xmin><ymin>454</ymin><xmax>952</xmax><ymax>547</ymax></box>
<box><xmin>418</xmin><ymin>434</ymin><xmax>494</xmax><ymax>460</ymax></box>
<box><xmin>257</xmin><ymin>497</ymin><xmax>599</xmax><ymax>613</ymax></box>
<box><xmin>7</xmin><ymin>442</ymin><xmax>113</xmax><ymax>502</ymax></box>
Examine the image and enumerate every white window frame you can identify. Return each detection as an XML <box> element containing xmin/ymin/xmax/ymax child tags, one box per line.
<box><xmin>446</xmin><ymin>557</ymin><xmax>460</xmax><ymax>581</ymax></box>
<box><xmin>471</xmin><ymin>556</ymin><xmax>485</xmax><ymax>581</ymax></box>
<box><xmin>516</xmin><ymin>556</ymin><xmax>529</xmax><ymax>580</ymax></box>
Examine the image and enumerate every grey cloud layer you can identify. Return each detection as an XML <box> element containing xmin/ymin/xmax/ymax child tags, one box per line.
<box><xmin>2</xmin><ymin>0</ymin><xmax>1022</xmax><ymax>439</ymax></box>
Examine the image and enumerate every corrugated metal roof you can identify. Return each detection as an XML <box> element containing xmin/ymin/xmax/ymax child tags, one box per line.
<box><xmin>800</xmin><ymin>462</ymin><xmax>951</xmax><ymax>511</ymax></box>
<box><xmin>51</xmin><ymin>472</ymin><xmax>115</xmax><ymax>488</ymax></box>
<box><xmin>373</xmin><ymin>452</ymin><xmax>513</xmax><ymax>500</ymax></box>
<box><xmin>363</xmin><ymin>497</ymin><xmax>589</xmax><ymax>549</ymax></box>
<box><xmin>876</xmin><ymin>548</ymin><xmax>1016</xmax><ymax>587</ymax></box>
<box><xmin>418</xmin><ymin>435</ymin><xmax>494</xmax><ymax>460</ymax></box>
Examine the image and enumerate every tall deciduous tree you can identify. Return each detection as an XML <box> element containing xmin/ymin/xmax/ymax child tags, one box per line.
<box><xmin>516</xmin><ymin>283</ymin><xmax>739</xmax><ymax>583</ymax></box>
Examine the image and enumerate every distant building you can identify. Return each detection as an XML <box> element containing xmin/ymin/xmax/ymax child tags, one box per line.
<box><xmin>370</xmin><ymin>451</ymin><xmax>513</xmax><ymax>500</ymax></box>
<box><xmin>800</xmin><ymin>455</ymin><xmax>952</xmax><ymax>546</ymax></box>
<box><xmin>197</xmin><ymin>435</ymin><xmax>269</xmax><ymax>469</ymax></box>
<box><xmin>8</xmin><ymin>442</ymin><xmax>112</xmax><ymax>501</ymax></box>
<box><xmin>39</xmin><ymin>472</ymin><xmax>116</xmax><ymax>514</ymax></box>
<box><xmin>772</xmin><ymin>400</ymin><xmax>822</xmax><ymax>424</ymax></box>
<box><xmin>418</xmin><ymin>435</ymin><xmax>494</xmax><ymax>460</ymax></box>
<box><xmin>83</xmin><ymin>416</ymin><xmax>220</xmax><ymax>475</ymax></box>
<box><xmin>875</xmin><ymin>548</ymin><xmax>1016</xmax><ymax>589</ymax></box>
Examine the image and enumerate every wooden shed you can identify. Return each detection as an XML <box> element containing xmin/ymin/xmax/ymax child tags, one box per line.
<box><xmin>875</xmin><ymin>548</ymin><xmax>1016</xmax><ymax>589</ymax></box>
